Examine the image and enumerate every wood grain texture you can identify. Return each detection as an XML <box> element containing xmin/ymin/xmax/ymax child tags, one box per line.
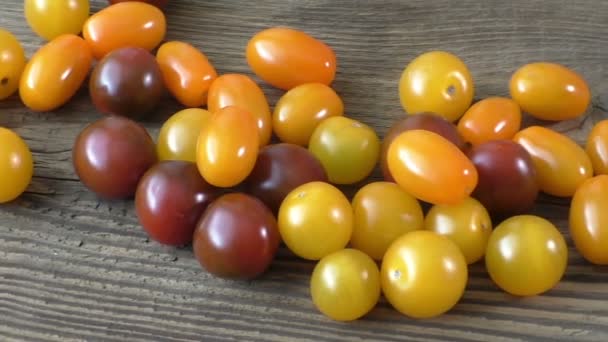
<box><xmin>1</xmin><ymin>0</ymin><xmax>608</xmax><ymax>341</ymax></box>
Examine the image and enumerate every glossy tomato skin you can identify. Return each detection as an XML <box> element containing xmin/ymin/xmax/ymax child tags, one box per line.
<box><xmin>24</xmin><ymin>0</ymin><xmax>90</xmax><ymax>41</ymax></box>
<box><xmin>157</xmin><ymin>108</ymin><xmax>212</xmax><ymax>163</ymax></box>
<box><xmin>19</xmin><ymin>34</ymin><xmax>92</xmax><ymax>112</ymax></box>
<box><xmin>510</xmin><ymin>62</ymin><xmax>590</xmax><ymax>121</ymax></box>
<box><xmin>108</xmin><ymin>0</ymin><xmax>169</xmax><ymax>8</ymax></box>
<box><xmin>193</xmin><ymin>193</ymin><xmax>280</xmax><ymax>280</ymax></box>
<box><xmin>381</xmin><ymin>231</ymin><xmax>467</xmax><ymax>319</ymax></box>
<box><xmin>585</xmin><ymin>120</ymin><xmax>608</xmax><ymax>175</ymax></box>
<box><xmin>399</xmin><ymin>51</ymin><xmax>474</xmax><ymax>122</ymax></box>
<box><xmin>351</xmin><ymin>182</ymin><xmax>424</xmax><ymax>260</ymax></box>
<box><xmin>0</xmin><ymin>29</ymin><xmax>26</xmax><ymax>100</ymax></box>
<box><xmin>83</xmin><ymin>2</ymin><xmax>166</xmax><ymax>60</ymax></box>
<box><xmin>244</xmin><ymin>143</ymin><xmax>328</xmax><ymax>214</ymax></box>
<box><xmin>207</xmin><ymin>74</ymin><xmax>272</xmax><ymax>147</ymax></box>
<box><xmin>457</xmin><ymin>97</ymin><xmax>522</xmax><ymax>146</ymax></box>
<box><xmin>569</xmin><ymin>176</ymin><xmax>608</xmax><ymax>265</ymax></box>
<box><xmin>308</xmin><ymin>116</ymin><xmax>380</xmax><ymax>185</ymax></box>
<box><xmin>273</xmin><ymin>83</ymin><xmax>344</xmax><ymax>146</ymax></box>
<box><xmin>513</xmin><ymin>126</ymin><xmax>593</xmax><ymax>197</ymax></box>
<box><xmin>310</xmin><ymin>249</ymin><xmax>381</xmax><ymax>321</ymax></box>
<box><xmin>72</xmin><ymin>116</ymin><xmax>157</xmax><ymax>199</ymax></box>
<box><xmin>387</xmin><ymin>129</ymin><xmax>478</xmax><ymax>205</ymax></box>
<box><xmin>0</xmin><ymin>128</ymin><xmax>33</xmax><ymax>203</ymax></box>
<box><xmin>196</xmin><ymin>106</ymin><xmax>259</xmax><ymax>188</ymax></box>
<box><xmin>89</xmin><ymin>47</ymin><xmax>164</xmax><ymax>119</ymax></box>
<box><xmin>468</xmin><ymin>140</ymin><xmax>539</xmax><ymax>217</ymax></box>
<box><xmin>156</xmin><ymin>41</ymin><xmax>217</xmax><ymax>108</ymax></box>
<box><xmin>246</xmin><ymin>27</ymin><xmax>337</xmax><ymax>90</ymax></box>
<box><xmin>485</xmin><ymin>215</ymin><xmax>567</xmax><ymax>296</ymax></box>
<box><xmin>135</xmin><ymin>161</ymin><xmax>219</xmax><ymax>246</ymax></box>
<box><xmin>381</xmin><ymin>113</ymin><xmax>465</xmax><ymax>182</ymax></box>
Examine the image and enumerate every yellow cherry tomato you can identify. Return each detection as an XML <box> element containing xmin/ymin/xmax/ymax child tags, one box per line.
<box><xmin>0</xmin><ymin>128</ymin><xmax>34</xmax><ymax>203</ymax></box>
<box><xmin>351</xmin><ymin>182</ymin><xmax>424</xmax><ymax>260</ymax></box>
<box><xmin>510</xmin><ymin>62</ymin><xmax>590</xmax><ymax>121</ymax></box>
<box><xmin>278</xmin><ymin>181</ymin><xmax>353</xmax><ymax>260</ymax></box>
<box><xmin>399</xmin><ymin>51</ymin><xmax>474</xmax><ymax>122</ymax></box>
<box><xmin>310</xmin><ymin>249</ymin><xmax>381</xmax><ymax>321</ymax></box>
<box><xmin>387</xmin><ymin>129</ymin><xmax>478</xmax><ymax>205</ymax></box>
<box><xmin>196</xmin><ymin>106</ymin><xmax>259</xmax><ymax>188</ymax></box>
<box><xmin>0</xmin><ymin>29</ymin><xmax>26</xmax><ymax>101</ymax></box>
<box><xmin>19</xmin><ymin>34</ymin><xmax>92</xmax><ymax>112</ymax></box>
<box><xmin>424</xmin><ymin>197</ymin><xmax>492</xmax><ymax>264</ymax></box>
<box><xmin>24</xmin><ymin>0</ymin><xmax>90</xmax><ymax>41</ymax></box>
<box><xmin>485</xmin><ymin>215</ymin><xmax>567</xmax><ymax>296</ymax></box>
<box><xmin>157</xmin><ymin>108</ymin><xmax>212</xmax><ymax>163</ymax></box>
<box><xmin>513</xmin><ymin>126</ymin><xmax>593</xmax><ymax>197</ymax></box>
<box><xmin>457</xmin><ymin>97</ymin><xmax>522</xmax><ymax>146</ymax></box>
<box><xmin>273</xmin><ymin>83</ymin><xmax>344</xmax><ymax>146</ymax></box>
<box><xmin>585</xmin><ymin>120</ymin><xmax>608</xmax><ymax>175</ymax></box>
<box><xmin>381</xmin><ymin>230</ymin><xmax>468</xmax><ymax>319</ymax></box>
<box><xmin>569</xmin><ymin>176</ymin><xmax>608</xmax><ymax>265</ymax></box>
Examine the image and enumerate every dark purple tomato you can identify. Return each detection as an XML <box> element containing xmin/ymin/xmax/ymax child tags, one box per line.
<box><xmin>108</xmin><ymin>0</ymin><xmax>169</xmax><ymax>8</ymax></box>
<box><xmin>135</xmin><ymin>160</ymin><xmax>220</xmax><ymax>246</ymax></box>
<box><xmin>381</xmin><ymin>113</ymin><xmax>466</xmax><ymax>182</ymax></box>
<box><xmin>468</xmin><ymin>140</ymin><xmax>539</xmax><ymax>217</ymax></box>
<box><xmin>244</xmin><ymin>143</ymin><xmax>328</xmax><ymax>213</ymax></box>
<box><xmin>89</xmin><ymin>47</ymin><xmax>164</xmax><ymax>119</ymax></box>
<box><xmin>192</xmin><ymin>193</ymin><xmax>280</xmax><ymax>280</ymax></box>
<box><xmin>72</xmin><ymin>116</ymin><xmax>157</xmax><ymax>199</ymax></box>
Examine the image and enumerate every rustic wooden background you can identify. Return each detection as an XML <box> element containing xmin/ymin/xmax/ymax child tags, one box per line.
<box><xmin>1</xmin><ymin>0</ymin><xmax>607</xmax><ymax>341</ymax></box>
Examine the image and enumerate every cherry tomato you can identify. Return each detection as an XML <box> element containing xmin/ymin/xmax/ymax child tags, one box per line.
<box><xmin>193</xmin><ymin>193</ymin><xmax>280</xmax><ymax>280</ymax></box>
<box><xmin>135</xmin><ymin>161</ymin><xmax>220</xmax><ymax>246</ymax></box>
<box><xmin>24</xmin><ymin>0</ymin><xmax>89</xmax><ymax>41</ymax></box>
<box><xmin>308</xmin><ymin>116</ymin><xmax>380</xmax><ymax>185</ymax></box>
<box><xmin>509</xmin><ymin>62</ymin><xmax>590</xmax><ymax>121</ymax></box>
<box><xmin>19</xmin><ymin>34</ymin><xmax>92</xmax><ymax>112</ymax></box>
<box><xmin>310</xmin><ymin>249</ymin><xmax>381</xmax><ymax>321</ymax></box>
<box><xmin>273</xmin><ymin>83</ymin><xmax>344</xmax><ymax>146</ymax></box>
<box><xmin>108</xmin><ymin>0</ymin><xmax>169</xmax><ymax>8</ymax></box>
<box><xmin>246</xmin><ymin>27</ymin><xmax>337</xmax><ymax>90</ymax></box>
<box><xmin>387</xmin><ymin>130</ymin><xmax>478</xmax><ymax>205</ymax></box>
<box><xmin>380</xmin><ymin>113</ymin><xmax>465</xmax><ymax>182</ymax></box>
<box><xmin>157</xmin><ymin>108</ymin><xmax>212</xmax><ymax>163</ymax></box>
<box><xmin>399</xmin><ymin>51</ymin><xmax>474</xmax><ymax>122</ymax></box>
<box><xmin>196</xmin><ymin>106</ymin><xmax>259</xmax><ymax>188</ymax></box>
<box><xmin>513</xmin><ymin>126</ymin><xmax>592</xmax><ymax>197</ymax></box>
<box><xmin>244</xmin><ymin>143</ymin><xmax>328</xmax><ymax>214</ymax></box>
<box><xmin>83</xmin><ymin>2</ymin><xmax>166</xmax><ymax>60</ymax></box>
<box><xmin>278</xmin><ymin>181</ymin><xmax>353</xmax><ymax>260</ymax></box>
<box><xmin>207</xmin><ymin>74</ymin><xmax>272</xmax><ymax>147</ymax></box>
<box><xmin>0</xmin><ymin>29</ymin><xmax>26</xmax><ymax>100</ymax></box>
<box><xmin>457</xmin><ymin>97</ymin><xmax>522</xmax><ymax>146</ymax></box>
<box><xmin>156</xmin><ymin>41</ymin><xmax>218</xmax><ymax>108</ymax></box>
<box><xmin>89</xmin><ymin>47</ymin><xmax>164</xmax><ymax>119</ymax></box>
<box><xmin>424</xmin><ymin>197</ymin><xmax>492</xmax><ymax>264</ymax></box>
<box><xmin>569</xmin><ymin>176</ymin><xmax>608</xmax><ymax>265</ymax></box>
<box><xmin>0</xmin><ymin>128</ymin><xmax>33</xmax><ymax>203</ymax></box>
<box><xmin>485</xmin><ymin>215</ymin><xmax>567</xmax><ymax>296</ymax></box>
<box><xmin>381</xmin><ymin>230</ymin><xmax>467</xmax><ymax>319</ymax></box>
<box><xmin>351</xmin><ymin>182</ymin><xmax>424</xmax><ymax>260</ymax></box>
<box><xmin>585</xmin><ymin>120</ymin><xmax>608</xmax><ymax>175</ymax></box>
<box><xmin>72</xmin><ymin>116</ymin><xmax>157</xmax><ymax>199</ymax></box>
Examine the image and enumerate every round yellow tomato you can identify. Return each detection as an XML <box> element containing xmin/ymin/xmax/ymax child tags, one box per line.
<box><xmin>157</xmin><ymin>108</ymin><xmax>212</xmax><ymax>163</ymax></box>
<box><xmin>399</xmin><ymin>51</ymin><xmax>474</xmax><ymax>122</ymax></box>
<box><xmin>0</xmin><ymin>128</ymin><xmax>34</xmax><ymax>203</ymax></box>
<box><xmin>585</xmin><ymin>120</ymin><xmax>608</xmax><ymax>175</ymax></box>
<box><xmin>570</xmin><ymin>176</ymin><xmax>608</xmax><ymax>265</ymax></box>
<box><xmin>0</xmin><ymin>29</ymin><xmax>26</xmax><ymax>101</ymax></box>
<box><xmin>381</xmin><ymin>230</ymin><xmax>468</xmax><ymax>319</ymax></box>
<box><xmin>457</xmin><ymin>97</ymin><xmax>522</xmax><ymax>146</ymax></box>
<box><xmin>24</xmin><ymin>0</ymin><xmax>90</xmax><ymax>41</ymax></box>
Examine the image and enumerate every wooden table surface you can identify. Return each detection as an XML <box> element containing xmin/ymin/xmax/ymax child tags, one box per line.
<box><xmin>1</xmin><ymin>0</ymin><xmax>608</xmax><ymax>341</ymax></box>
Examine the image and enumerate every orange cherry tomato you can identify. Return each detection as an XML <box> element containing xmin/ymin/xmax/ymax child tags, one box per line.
<box><xmin>509</xmin><ymin>62</ymin><xmax>590</xmax><ymax>121</ymax></box>
<box><xmin>156</xmin><ymin>41</ymin><xmax>218</xmax><ymax>108</ymax></box>
<box><xmin>0</xmin><ymin>29</ymin><xmax>26</xmax><ymax>100</ymax></box>
<box><xmin>24</xmin><ymin>0</ymin><xmax>90</xmax><ymax>41</ymax></box>
<box><xmin>0</xmin><ymin>127</ymin><xmax>34</xmax><ymax>203</ymax></box>
<box><xmin>387</xmin><ymin>130</ymin><xmax>478</xmax><ymax>205</ymax></box>
<box><xmin>457</xmin><ymin>97</ymin><xmax>522</xmax><ymax>146</ymax></box>
<box><xmin>196</xmin><ymin>106</ymin><xmax>259</xmax><ymax>188</ymax></box>
<box><xmin>19</xmin><ymin>34</ymin><xmax>92</xmax><ymax>112</ymax></box>
<box><xmin>157</xmin><ymin>108</ymin><xmax>212</xmax><ymax>163</ymax></box>
<box><xmin>207</xmin><ymin>74</ymin><xmax>272</xmax><ymax>147</ymax></box>
<box><xmin>83</xmin><ymin>2</ymin><xmax>166</xmax><ymax>60</ymax></box>
<box><xmin>513</xmin><ymin>126</ymin><xmax>593</xmax><ymax>197</ymax></box>
<box><xmin>246</xmin><ymin>27</ymin><xmax>337</xmax><ymax>90</ymax></box>
<box><xmin>586</xmin><ymin>120</ymin><xmax>608</xmax><ymax>175</ymax></box>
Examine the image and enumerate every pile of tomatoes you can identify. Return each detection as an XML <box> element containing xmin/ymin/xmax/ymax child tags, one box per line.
<box><xmin>1</xmin><ymin>0</ymin><xmax>607</xmax><ymax>323</ymax></box>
